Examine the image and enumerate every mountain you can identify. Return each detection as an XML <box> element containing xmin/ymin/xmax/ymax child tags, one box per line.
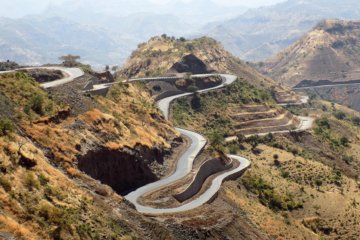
<box><xmin>260</xmin><ymin>19</ymin><xmax>360</xmax><ymax>111</ymax></box>
<box><xmin>1</xmin><ymin>35</ymin><xmax>360</xmax><ymax>239</ymax></box>
<box><xmin>117</xmin><ymin>36</ymin><xmax>360</xmax><ymax>240</ymax></box>
<box><xmin>119</xmin><ymin>36</ymin><xmax>277</xmax><ymax>89</ymax></box>
<box><xmin>204</xmin><ymin>0</ymin><xmax>360</xmax><ymax>61</ymax></box>
<box><xmin>0</xmin><ymin>0</ymin><xmax>248</xmax><ymax>67</ymax></box>
<box><xmin>0</xmin><ymin>16</ymin><xmax>132</xmax><ymax>67</ymax></box>
<box><xmin>262</xmin><ymin>20</ymin><xmax>360</xmax><ymax>87</ymax></box>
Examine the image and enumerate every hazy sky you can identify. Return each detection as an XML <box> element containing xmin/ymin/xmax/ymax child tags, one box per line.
<box><xmin>149</xmin><ymin>0</ymin><xmax>286</xmax><ymax>7</ymax></box>
<box><xmin>0</xmin><ymin>0</ymin><xmax>286</xmax><ymax>18</ymax></box>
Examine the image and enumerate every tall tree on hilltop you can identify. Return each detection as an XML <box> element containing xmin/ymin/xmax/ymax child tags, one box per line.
<box><xmin>59</xmin><ymin>54</ymin><xmax>80</xmax><ymax>67</ymax></box>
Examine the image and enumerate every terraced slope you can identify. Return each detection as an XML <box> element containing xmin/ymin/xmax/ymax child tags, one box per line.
<box><xmin>230</xmin><ymin>105</ymin><xmax>300</xmax><ymax>136</ymax></box>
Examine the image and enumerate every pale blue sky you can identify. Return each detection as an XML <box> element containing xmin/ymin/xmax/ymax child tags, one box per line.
<box><xmin>149</xmin><ymin>0</ymin><xmax>286</xmax><ymax>7</ymax></box>
<box><xmin>0</xmin><ymin>0</ymin><xmax>287</xmax><ymax>18</ymax></box>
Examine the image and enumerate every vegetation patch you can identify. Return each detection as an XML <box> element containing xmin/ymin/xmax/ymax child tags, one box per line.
<box><xmin>241</xmin><ymin>174</ymin><xmax>303</xmax><ymax>212</ymax></box>
<box><xmin>171</xmin><ymin>79</ymin><xmax>275</xmax><ymax>144</ymax></box>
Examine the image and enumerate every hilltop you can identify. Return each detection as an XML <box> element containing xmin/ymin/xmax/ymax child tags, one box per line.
<box><xmin>262</xmin><ymin>20</ymin><xmax>360</xmax><ymax>87</ymax></box>
<box><xmin>119</xmin><ymin>35</ymin><xmax>360</xmax><ymax>239</ymax></box>
<box><xmin>119</xmin><ymin>36</ymin><xmax>278</xmax><ymax>89</ymax></box>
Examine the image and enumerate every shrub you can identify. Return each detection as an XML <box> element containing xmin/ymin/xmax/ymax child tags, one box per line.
<box><xmin>281</xmin><ymin>170</ymin><xmax>290</xmax><ymax>179</ymax></box>
<box><xmin>187</xmin><ymin>85</ymin><xmax>199</xmax><ymax>93</ymax></box>
<box><xmin>228</xmin><ymin>144</ymin><xmax>239</xmax><ymax>154</ymax></box>
<box><xmin>38</xmin><ymin>202</ymin><xmax>63</xmax><ymax>225</ymax></box>
<box><xmin>243</xmin><ymin>175</ymin><xmax>302</xmax><ymax>211</ymax></box>
<box><xmin>208</xmin><ymin>130</ymin><xmax>225</xmax><ymax>151</ymax></box>
<box><xmin>317</xmin><ymin>118</ymin><xmax>330</xmax><ymax>129</ymax></box>
<box><xmin>333</xmin><ymin>111</ymin><xmax>346</xmax><ymax>120</ymax></box>
<box><xmin>340</xmin><ymin>136</ymin><xmax>350</xmax><ymax>147</ymax></box>
<box><xmin>0</xmin><ymin>117</ymin><xmax>14</xmax><ymax>136</ymax></box>
<box><xmin>29</xmin><ymin>94</ymin><xmax>44</xmax><ymax>115</ymax></box>
<box><xmin>315</xmin><ymin>179</ymin><xmax>323</xmax><ymax>190</ymax></box>
<box><xmin>38</xmin><ymin>173</ymin><xmax>49</xmax><ymax>186</ymax></box>
<box><xmin>352</xmin><ymin>116</ymin><xmax>360</xmax><ymax>126</ymax></box>
<box><xmin>24</xmin><ymin>172</ymin><xmax>40</xmax><ymax>191</ymax></box>
<box><xmin>0</xmin><ymin>175</ymin><xmax>12</xmax><ymax>192</ymax></box>
<box><xmin>191</xmin><ymin>93</ymin><xmax>201</xmax><ymax>111</ymax></box>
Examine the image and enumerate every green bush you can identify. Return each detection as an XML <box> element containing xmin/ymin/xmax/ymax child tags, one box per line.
<box><xmin>242</xmin><ymin>175</ymin><xmax>302</xmax><ymax>211</ymax></box>
<box><xmin>333</xmin><ymin>111</ymin><xmax>346</xmax><ymax>120</ymax></box>
<box><xmin>30</xmin><ymin>94</ymin><xmax>44</xmax><ymax>115</ymax></box>
<box><xmin>352</xmin><ymin>116</ymin><xmax>360</xmax><ymax>126</ymax></box>
<box><xmin>187</xmin><ymin>85</ymin><xmax>199</xmax><ymax>93</ymax></box>
<box><xmin>24</xmin><ymin>172</ymin><xmax>40</xmax><ymax>191</ymax></box>
<box><xmin>317</xmin><ymin>118</ymin><xmax>330</xmax><ymax>129</ymax></box>
<box><xmin>340</xmin><ymin>136</ymin><xmax>349</xmax><ymax>147</ymax></box>
<box><xmin>38</xmin><ymin>173</ymin><xmax>49</xmax><ymax>186</ymax></box>
<box><xmin>0</xmin><ymin>117</ymin><xmax>14</xmax><ymax>136</ymax></box>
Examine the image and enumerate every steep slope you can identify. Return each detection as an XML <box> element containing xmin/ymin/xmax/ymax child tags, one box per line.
<box><xmin>168</xmin><ymin>70</ymin><xmax>360</xmax><ymax>240</ymax></box>
<box><xmin>262</xmin><ymin>20</ymin><xmax>360</xmax><ymax>87</ymax></box>
<box><xmin>204</xmin><ymin>0</ymin><xmax>360</xmax><ymax>61</ymax></box>
<box><xmin>0</xmin><ymin>70</ymin><xmax>183</xmax><ymax>239</ymax></box>
<box><xmin>119</xmin><ymin>36</ymin><xmax>278</xmax><ymax>89</ymax></box>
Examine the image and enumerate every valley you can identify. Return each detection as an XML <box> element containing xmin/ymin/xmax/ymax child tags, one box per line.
<box><xmin>1</xmin><ymin>1</ymin><xmax>360</xmax><ymax>238</ymax></box>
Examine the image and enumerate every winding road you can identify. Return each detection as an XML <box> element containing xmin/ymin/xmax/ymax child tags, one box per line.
<box><xmin>125</xmin><ymin>74</ymin><xmax>252</xmax><ymax>214</ymax></box>
<box><xmin>0</xmin><ymin>66</ymin><xmax>84</xmax><ymax>89</ymax></box>
<box><xmin>124</xmin><ymin>74</ymin><xmax>315</xmax><ymax>214</ymax></box>
<box><xmin>293</xmin><ymin>81</ymin><xmax>360</xmax><ymax>90</ymax></box>
<box><xmin>1</xmin><ymin>67</ymin><xmax>312</xmax><ymax>214</ymax></box>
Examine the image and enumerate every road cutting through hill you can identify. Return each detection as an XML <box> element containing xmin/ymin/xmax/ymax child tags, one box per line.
<box><xmin>0</xmin><ymin>66</ymin><xmax>84</xmax><ymax>88</ymax></box>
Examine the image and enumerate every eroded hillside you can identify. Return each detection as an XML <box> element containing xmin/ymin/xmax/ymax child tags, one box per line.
<box><xmin>262</xmin><ymin>20</ymin><xmax>360</xmax><ymax>87</ymax></box>
<box><xmin>169</xmin><ymin>78</ymin><xmax>360</xmax><ymax>239</ymax></box>
<box><xmin>0</xmin><ymin>70</ymin><xmax>185</xmax><ymax>239</ymax></box>
<box><xmin>119</xmin><ymin>36</ymin><xmax>278</xmax><ymax>89</ymax></box>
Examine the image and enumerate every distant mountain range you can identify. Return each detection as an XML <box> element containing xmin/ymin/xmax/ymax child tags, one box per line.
<box><xmin>0</xmin><ymin>16</ymin><xmax>132</xmax><ymax>68</ymax></box>
<box><xmin>0</xmin><ymin>0</ymin><xmax>246</xmax><ymax>68</ymax></box>
<box><xmin>3</xmin><ymin>0</ymin><xmax>360</xmax><ymax>68</ymax></box>
<box><xmin>205</xmin><ymin>0</ymin><xmax>360</xmax><ymax>61</ymax></box>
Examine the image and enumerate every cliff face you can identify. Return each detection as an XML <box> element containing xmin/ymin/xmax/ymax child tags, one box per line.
<box><xmin>262</xmin><ymin>20</ymin><xmax>360</xmax><ymax>87</ymax></box>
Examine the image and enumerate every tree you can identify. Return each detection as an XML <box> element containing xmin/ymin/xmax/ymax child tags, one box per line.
<box><xmin>340</xmin><ymin>136</ymin><xmax>349</xmax><ymax>147</ymax></box>
<box><xmin>111</xmin><ymin>66</ymin><xmax>119</xmax><ymax>78</ymax></box>
<box><xmin>209</xmin><ymin>130</ymin><xmax>225</xmax><ymax>151</ymax></box>
<box><xmin>0</xmin><ymin>117</ymin><xmax>14</xmax><ymax>136</ymax></box>
<box><xmin>59</xmin><ymin>54</ymin><xmax>80</xmax><ymax>67</ymax></box>
<box><xmin>105</xmin><ymin>65</ymin><xmax>110</xmax><ymax>71</ymax></box>
<box><xmin>111</xmin><ymin>66</ymin><xmax>118</xmax><ymax>72</ymax></box>
<box><xmin>334</xmin><ymin>111</ymin><xmax>346</xmax><ymax>120</ymax></box>
<box><xmin>273</xmin><ymin>154</ymin><xmax>280</xmax><ymax>167</ymax></box>
<box><xmin>315</xmin><ymin>179</ymin><xmax>323</xmax><ymax>191</ymax></box>
<box><xmin>187</xmin><ymin>85</ymin><xmax>199</xmax><ymax>93</ymax></box>
<box><xmin>352</xmin><ymin>116</ymin><xmax>360</xmax><ymax>126</ymax></box>
<box><xmin>191</xmin><ymin>92</ymin><xmax>201</xmax><ymax>111</ymax></box>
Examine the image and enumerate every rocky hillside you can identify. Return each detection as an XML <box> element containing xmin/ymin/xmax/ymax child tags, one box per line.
<box><xmin>169</xmin><ymin>75</ymin><xmax>360</xmax><ymax>240</ymax></box>
<box><xmin>262</xmin><ymin>20</ymin><xmax>360</xmax><ymax>87</ymax></box>
<box><xmin>204</xmin><ymin>0</ymin><xmax>360</xmax><ymax>62</ymax></box>
<box><xmin>119</xmin><ymin>36</ymin><xmax>278</xmax><ymax>89</ymax></box>
<box><xmin>0</xmin><ymin>70</ymin><xmax>188</xmax><ymax>239</ymax></box>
